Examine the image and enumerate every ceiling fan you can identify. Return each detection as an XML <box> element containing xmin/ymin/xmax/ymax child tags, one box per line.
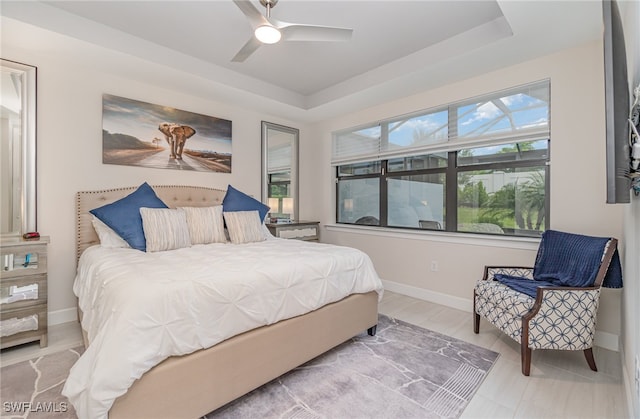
<box><xmin>231</xmin><ymin>0</ymin><xmax>353</xmax><ymax>62</ymax></box>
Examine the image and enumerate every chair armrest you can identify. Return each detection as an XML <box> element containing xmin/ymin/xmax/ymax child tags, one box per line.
<box><xmin>482</xmin><ymin>266</ymin><xmax>534</xmax><ymax>281</ymax></box>
<box><xmin>522</xmin><ymin>286</ymin><xmax>601</xmax><ymax>350</ymax></box>
<box><xmin>524</xmin><ymin>285</ymin><xmax>599</xmax><ymax>319</ymax></box>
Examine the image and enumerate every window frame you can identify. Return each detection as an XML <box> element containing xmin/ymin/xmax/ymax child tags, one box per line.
<box><xmin>335</xmin><ymin>144</ymin><xmax>549</xmax><ymax>236</ymax></box>
<box><xmin>333</xmin><ymin>80</ymin><xmax>550</xmax><ymax>237</ymax></box>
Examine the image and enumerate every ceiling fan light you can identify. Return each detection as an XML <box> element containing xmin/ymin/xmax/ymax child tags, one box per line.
<box><xmin>255</xmin><ymin>25</ymin><xmax>281</xmax><ymax>44</ymax></box>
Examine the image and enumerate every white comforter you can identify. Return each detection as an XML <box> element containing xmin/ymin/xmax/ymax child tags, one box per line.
<box><xmin>62</xmin><ymin>239</ymin><xmax>383</xmax><ymax>419</ymax></box>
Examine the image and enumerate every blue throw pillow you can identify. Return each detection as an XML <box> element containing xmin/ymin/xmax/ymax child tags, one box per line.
<box><xmin>222</xmin><ymin>185</ymin><xmax>270</xmax><ymax>222</ymax></box>
<box><xmin>90</xmin><ymin>182</ymin><xmax>168</xmax><ymax>251</ymax></box>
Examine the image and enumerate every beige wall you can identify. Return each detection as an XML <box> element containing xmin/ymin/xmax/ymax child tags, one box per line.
<box><xmin>1</xmin><ymin>18</ymin><xmax>304</xmax><ymax>323</ymax></box>
<box><xmin>305</xmin><ymin>41</ymin><xmax>625</xmax><ymax>348</ymax></box>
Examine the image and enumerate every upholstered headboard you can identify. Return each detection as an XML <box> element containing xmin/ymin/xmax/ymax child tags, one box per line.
<box><xmin>76</xmin><ymin>185</ymin><xmax>226</xmax><ymax>261</ymax></box>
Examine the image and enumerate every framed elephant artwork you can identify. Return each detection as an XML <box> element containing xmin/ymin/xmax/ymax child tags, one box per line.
<box><xmin>102</xmin><ymin>94</ymin><xmax>232</xmax><ymax>172</ymax></box>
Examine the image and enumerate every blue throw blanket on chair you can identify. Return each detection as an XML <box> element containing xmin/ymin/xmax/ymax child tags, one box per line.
<box><xmin>494</xmin><ymin>230</ymin><xmax>623</xmax><ymax>298</ymax></box>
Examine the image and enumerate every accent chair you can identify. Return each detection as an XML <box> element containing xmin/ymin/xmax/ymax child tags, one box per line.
<box><xmin>473</xmin><ymin>230</ymin><xmax>622</xmax><ymax>376</ymax></box>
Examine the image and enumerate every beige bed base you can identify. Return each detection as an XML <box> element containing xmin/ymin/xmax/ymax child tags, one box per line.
<box><xmin>76</xmin><ymin>185</ymin><xmax>379</xmax><ymax>419</ymax></box>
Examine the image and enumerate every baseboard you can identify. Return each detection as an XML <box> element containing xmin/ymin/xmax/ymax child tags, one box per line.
<box><xmin>594</xmin><ymin>330</ymin><xmax>619</xmax><ymax>352</ymax></box>
<box><xmin>381</xmin><ymin>279</ymin><xmax>472</xmax><ymax>313</ymax></box>
<box><xmin>48</xmin><ymin>307</ymin><xmax>78</xmax><ymax>326</ymax></box>
<box><xmin>382</xmin><ymin>279</ymin><xmax>620</xmax><ymax>352</ymax></box>
<box><xmin>620</xmin><ymin>345</ymin><xmax>640</xmax><ymax>419</ymax></box>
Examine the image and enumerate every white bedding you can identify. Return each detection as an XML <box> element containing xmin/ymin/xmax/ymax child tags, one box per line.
<box><xmin>62</xmin><ymin>238</ymin><xmax>383</xmax><ymax>419</ymax></box>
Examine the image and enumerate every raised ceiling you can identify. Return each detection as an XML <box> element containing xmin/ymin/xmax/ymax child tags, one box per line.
<box><xmin>1</xmin><ymin>1</ymin><xmax>603</xmax><ymax>122</ymax></box>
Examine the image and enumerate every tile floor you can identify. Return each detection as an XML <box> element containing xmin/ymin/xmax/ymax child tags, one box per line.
<box><xmin>0</xmin><ymin>321</ymin><xmax>83</xmax><ymax>367</ymax></box>
<box><xmin>378</xmin><ymin>291</ymin><xmax>630</xmax><ymax>419</ymax></box>
<box><xmin>0</xmin><ymin>291</ymin><xmax>631</xmax><ymax>418</ymax></box>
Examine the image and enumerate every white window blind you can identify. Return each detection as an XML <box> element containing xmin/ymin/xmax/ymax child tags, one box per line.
<box><xmin>332</xmin><ymin>125</ymin><xmax>381</xmax><ymax>163</ymax></box>
<box><xmin>332</xmin><ymin>80</ymin><xmax>550</xmax><ymax>166</ymax></box>
<box><xmin>267</xmin><ymin>143</ymin><xmax>292</xmax><ymax>173</ymax></box>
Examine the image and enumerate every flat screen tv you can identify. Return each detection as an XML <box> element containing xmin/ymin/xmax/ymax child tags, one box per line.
<box><xmin>603</xmin><ymin>0</ymin><xmax>631</xmax><ymax>203</ymax></box>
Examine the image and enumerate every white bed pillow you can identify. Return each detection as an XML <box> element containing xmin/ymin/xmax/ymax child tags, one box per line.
<box><xmin>91</xmin><ymin>215</ymin><xmax>130</xmax><ymax>248</ymax></box>
<box><xmin>178</xmin><ymin>206</ymin><xmax>226</xmax><ymax>244</ymax></box>
<box><xmin>223</xmin><ymin>210</ymin><xmax>266</xmax><ymax>244</ymax></box>
<box><xmin>140</xmin><ymin>208</ymin><xmax>192</xmax><ymax>252</ymax></box>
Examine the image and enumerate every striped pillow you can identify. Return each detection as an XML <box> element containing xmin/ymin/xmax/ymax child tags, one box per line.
<box><xmin>223</xmin><ymin>210</ymin><xmax>266</xmax><ymax>244</ymax></box>
<box><xmin>140</xmin><ymin>208</ymin><xmax>191</xmax><ymax>252</ymax></box>
<box><xmin>179</xmin><ymin>206</ymin><xmax>226</xmax><ymax>244</ymax></box>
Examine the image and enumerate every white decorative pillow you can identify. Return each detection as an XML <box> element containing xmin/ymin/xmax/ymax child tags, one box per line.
<box><xmin>262</xmin><ymin>222</ymin><xmax>276</xmax><ymax>240</ymax></box>
<box><xmin>91</xmin><ymin>215</ymin><xmax>130</xmax><ymax>248</ymax></box>
<box><xmin>140</xmin><ymin>208</ymin><xmax>191</xmax><ymax>252</ymax></box>
<box><xmin>223</xmin><ymin>210</ymin><xmax>266</xmax><ymax>244</ymax></box>
<box><xmin>178</xmin><ymin>206</ymin><xmax>226</xmax><ymax>244</ymax></box>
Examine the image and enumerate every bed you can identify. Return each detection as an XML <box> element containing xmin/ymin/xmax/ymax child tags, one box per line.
<box><xmin>64</xmin><ymin>184</ymin><xmax>383</xmax><ymax>419</ymax></box>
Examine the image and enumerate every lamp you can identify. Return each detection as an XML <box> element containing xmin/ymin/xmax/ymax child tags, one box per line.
<box><xmin>343</xmin><ymin>199</ymin><xmax>354</xmax><ymax>222</ymax></box>
<box><xmin>255</xmin><ymin>25</ymin><xmax>281</xmax><ymax>44</ymax></box>
<box><xmin>282</xmin><ymin>197</ymin><xmax>294</xmax><ymax>220</ymax></box>
<box><xmin>268</xmin><ymin>197</ymin><xmax>280</xmax><ymax>214</ymax></box>
<box><xmin>254</xmin><ymin>0</ymin><xmax>281</xmax><ymax>44</ymax></box>
<box><xmin>343</xmin><ymin>199</ymin><xmax>354</xmax><ymax>212</ymax></box>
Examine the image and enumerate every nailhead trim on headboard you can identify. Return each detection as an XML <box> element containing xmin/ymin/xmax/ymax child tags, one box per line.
<box><xmin>76</xmin><ymin>185</ymin><xmax>227</xmax><ymax>262</ymax></box>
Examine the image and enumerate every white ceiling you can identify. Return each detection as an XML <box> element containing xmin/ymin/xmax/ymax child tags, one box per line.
<box><xmin>1</xmin><ymin>1</ymin><xmax>603</xmax><ymax>122</ymax></box>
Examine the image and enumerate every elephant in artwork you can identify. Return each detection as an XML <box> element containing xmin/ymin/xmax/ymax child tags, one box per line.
<box><xmin>158</xmin><ymin>122</ymin><xmax>196</xmax><ymax>160</ymax></box>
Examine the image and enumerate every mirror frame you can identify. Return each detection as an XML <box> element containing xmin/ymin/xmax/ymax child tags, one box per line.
<box><xmin>1</xmin><ymin>59</ymin><xmax>37</xmax><ymax>238</ymax></box>
<box><xmin>261</xmin><ymin>121</ymin><xmax>299</xmax><ymax>222</ymax></box>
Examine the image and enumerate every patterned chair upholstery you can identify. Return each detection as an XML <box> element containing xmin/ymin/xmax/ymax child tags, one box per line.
<box><xmin>473</xmin><ymin>235</ymin><xmax>619</xmax><ymax>376</ymax></box>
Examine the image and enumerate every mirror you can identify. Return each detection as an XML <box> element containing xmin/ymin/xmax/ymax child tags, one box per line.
<box><xmin>1</xmin><ymin>59</ymin><xmax>37</xmax><ymax>237</ymax></box>
<box><xmin>261</xmin><ymin>121</ymin><xmax>299</xmax><ymax>222</ymax></box>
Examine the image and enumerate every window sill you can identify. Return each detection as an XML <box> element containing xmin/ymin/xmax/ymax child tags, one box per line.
<box><xmin>324</xmin><ymin>224</ymin><xmax>540</xmax><ymax>250</ymax></box>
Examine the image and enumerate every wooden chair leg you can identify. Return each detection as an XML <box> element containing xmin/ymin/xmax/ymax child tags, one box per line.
<box><xmin>473</xmin><ymin>292</ymin><xmax>480</xmax><ymax>334</ymax></box>
<box><xmin>521</xmin><ymin>341</ymin><xmax>532</xmax><ymax>376</ymax></box>
<box><xmin>584</xmin><ymin>348</ymin><xmax>598</xmax><ymax>372</ymax></box>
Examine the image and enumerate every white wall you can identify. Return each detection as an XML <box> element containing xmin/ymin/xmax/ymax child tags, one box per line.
<box><xmin>1</xmin><ymin>18</ymin><xmax>305</xmax><ymax>324</ymax></box>
<box><xmin>620</xmin><ymin>0</ymin><xmax>640</xmax><ymax>414</ymax></box>
<box><xmin>305</xmin><ymin>42</ymin><xmax>625</xmax><ymax>346</ymax></box>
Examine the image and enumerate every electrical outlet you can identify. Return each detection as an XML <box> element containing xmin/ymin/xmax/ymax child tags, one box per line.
<box><xmin>430</xmin><ymin>261</ymin><xmax>438</xmax><ymax>272</ymax></box>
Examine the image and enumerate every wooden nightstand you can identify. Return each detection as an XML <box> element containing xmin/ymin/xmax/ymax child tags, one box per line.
<box><xmin>266</xmin><ymin>221</ymin><xmax>320</xmax><ymax>242</ymax></box>
<box><xmin>0</xmin><ymin>236</ymin><xmax>49</xmax><ymax>349</ymax></box>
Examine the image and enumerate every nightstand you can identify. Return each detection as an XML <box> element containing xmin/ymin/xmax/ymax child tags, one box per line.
<box><xmin>266</xmin><ymin>221</ymin><xmax>320</xmax><ymax>242</ymax></box>
<box><xmin>0</xmin><ymin>236</ymin><xmax>49</xmax><ymax>349</ymax></box>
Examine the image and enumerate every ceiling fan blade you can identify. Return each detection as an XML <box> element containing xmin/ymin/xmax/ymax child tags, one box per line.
<box><xmin>231</xmin><ymin>36</ymin><xmax>262</xmax><ymax>62</ymax></box>
<box><xmin>278</xmin><ymin>22</ymin><xmax>353</xmax><ymax>42</ymax></box>
<box><xmin>232</xmin><ymin>0</ymin><xmax>269</xmax><ymax>29</ymax></box>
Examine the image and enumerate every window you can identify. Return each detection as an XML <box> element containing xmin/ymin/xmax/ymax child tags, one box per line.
<box><xmin>333</xmin><ymin>81</ymin><xmax>550</xmax><ymax>237</ymax></box>
<box><xmin>267</xmin><ymin>171</ymin><xmax>291</xmax><ymax>218</ymax></box>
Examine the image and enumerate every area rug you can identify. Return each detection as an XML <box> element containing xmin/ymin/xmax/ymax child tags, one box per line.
<box><xmin>205</xmin><ymin>315</ymin><xmax>498</xmax><ymax>418</ymax></box>
<box><xmin>0</xmin><ymin>347</ymin><xmax>83</xmax><ymax>418</ymax></box>
<box><xmin>0</xmin><ymin>315</ymin><xmax>498</xmax><ymax>419</ymax></box>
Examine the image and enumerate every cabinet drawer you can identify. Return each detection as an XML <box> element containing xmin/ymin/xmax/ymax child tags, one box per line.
<box><xmin>0</xmin><ymin>237</ymin><xmax>49</xmax><ymax>349</ymax></box>
<box><xmin>0</xmin><ymin>274</ymin><xmax>47</xmax><ymax>311</ymax></box>
<box><xmin>267</xmin><ymin>221</ymin><xmax>320</xmax><ymax>241</ymax></box>
<box><xmin>1</xmin><ymin>243</ymin><xmax>47</xmax><ymax>279</ymax></box>
<box><xmin>0</xmin><ymin>305</ymin><xmax>47</xmax><ymax>349</ymax></box>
